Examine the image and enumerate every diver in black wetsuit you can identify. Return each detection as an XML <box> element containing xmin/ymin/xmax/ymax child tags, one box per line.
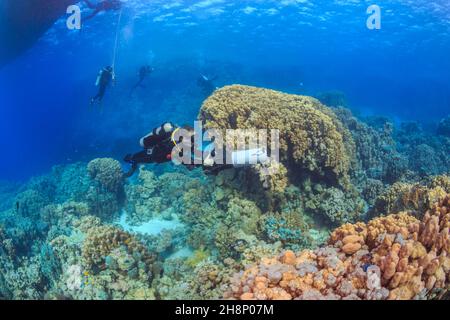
<box><xmin>197</xmin><ymin>74</ymin><xmax>218</xmax><ymax>96</ymax></box>
<box><xmin>83</xmin><ymin>0</ymin><xmax>122</xmax><ymax>21</ymax></box>
<box><xmin>123</xmin><ymin>122</ymin><xmax>271</xmax><ymax>178</ymax></box>
<box><xmin>123</xmin><ymin>122</ymin><xmax>231</xmax><ymax>178</ymax></box>
<box><xmin>123</xmin><ymin>122</ymin><xmax>180</xmax><ymax>178</ymax></box>
<box><xmin>91</xmin><ymin>66</ymin><xmax>114</xmax><ymax>104</ymax></box>
<box><xmin>130</xmin><ymin>65</ymin><xmax>154</xmax><ymax>96</ymax></box>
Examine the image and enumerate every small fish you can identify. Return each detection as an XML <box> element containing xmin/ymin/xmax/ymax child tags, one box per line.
<box><xmin>16</xmin><ymin>202</ymin><xmax>20</xmax><ymax>212</ymax></box>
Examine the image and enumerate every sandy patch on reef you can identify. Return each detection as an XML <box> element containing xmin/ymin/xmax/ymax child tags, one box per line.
<box><xmin>118</xmin><ymin>211</ymin><xmax>185</xmax><ymax>236</ymax></box>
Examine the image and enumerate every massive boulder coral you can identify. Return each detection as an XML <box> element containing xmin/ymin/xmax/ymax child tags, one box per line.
<box><xmin>86</xmin><ymin>158</ymin><xmax>125</xmax><ymax>220</ymax></box>
<box><xmin>199</xmin><ymin>85</ymin><xmax>356</xmax><ymax>188</ymax></box>
<box><xmin>226</xmin><ymin>195</ymin><xmax>450</xmax><ymax>300</ymax></box>
<box><xmin>87</xmin><ymin>158</ymin><xmax>124</xmax><ymax>193</ymax></box>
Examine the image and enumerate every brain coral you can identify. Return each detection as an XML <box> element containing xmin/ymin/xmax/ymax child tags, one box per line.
<box><xmin>226</xmin><ymin>194</ymin><xmax>450</xmax><ymax>300</ymax></box>
<box><xmin>87</xmin><ymin>158</ymin><xmax>124</xmax><ymax>193</ymax></box>
<box><xmin>199</xmin><ymin>85</ymin><xmax>355</xmax><ymax>186</ymax></box>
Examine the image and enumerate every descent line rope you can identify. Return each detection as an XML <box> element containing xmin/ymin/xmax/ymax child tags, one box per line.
<box><xmin>111</xmin><ymin>7</ymin><xmax>123</xmax><ymax>70</ymax></box>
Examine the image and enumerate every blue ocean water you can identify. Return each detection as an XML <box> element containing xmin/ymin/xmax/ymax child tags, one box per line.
<box><xmin>0</xmin><ymin>0</ymin><xmax>449</xmax><ymax>181</ymax></box>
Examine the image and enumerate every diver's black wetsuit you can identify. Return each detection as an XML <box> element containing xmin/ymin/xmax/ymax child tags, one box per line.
<box><xmin>124</xmin><ymin>122</ymin><xmax>232</xmax><ymax>178</ymax></box>
<box><xmin>124</xmin><ymin>122</ymin><xmax>177</xmax><ymax>177</ymax></box>
<box><xmin>130</xmin><ymin>66</ymin><xmax>153</xmax><ymax>95</ymax></box>
<box><xmin>197</xmin><ymin>75</ymin><xmax>217</xmax><ymax>96</ymax></box>
<box><xmin>91</xmin><ymin>67</ymin><xmax>113</xmax><ymax>104</ymax></box>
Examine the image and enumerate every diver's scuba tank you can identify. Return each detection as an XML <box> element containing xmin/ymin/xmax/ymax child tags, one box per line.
<box><xmin>200</xmin><ymin>142</ymin><xmax>269</xmax><ymax>167</ymax></box>
<box><xmin>95</xmin><ymin>70</ymin><xmax>103</xmax><ymax>86</ymax></box>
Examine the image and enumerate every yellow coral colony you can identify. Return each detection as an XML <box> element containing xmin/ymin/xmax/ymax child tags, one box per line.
<box><xmin>199</xmin><ymin>85</ymin><xmax>356</xmax><ymax>189</ymax></box>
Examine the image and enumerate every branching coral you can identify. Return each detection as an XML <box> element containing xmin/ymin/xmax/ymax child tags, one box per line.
<box><xmin>226</xmin><ymin>195</ymin><xmax>450</xmax><ymax>300</ymax></box>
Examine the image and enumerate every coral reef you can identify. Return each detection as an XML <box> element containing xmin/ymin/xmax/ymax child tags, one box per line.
<box><xmin>316</xmin><ymin>90</ymin><xmax>348</xmax><ymax>108</ymax></box>
<box><xmin>81</xmin><ymin>224</ymin><xmax>156</xmax><ymax>274</ymax></box>
<box><xmin>87</xmin><ymin>158</ymin><xmax>125</xmax><ymax>220</ymax></box>
<box><xmin>370</xmin><ymin>177</ymin><xmax>450</xmax><ymax>218</ymax></box>
<box><xmin>125</xmin><ymin>166</ymin><xmax>202</xmax><ymax>225</ymax></box>
<box><xmin>304</xmin><ymin>186</ymin><xmax>366</xmax><ymax>225</ymax></box>
<box><xmin>199</xmin><ymin>85</ymin><xmax>356</xmax><ymax>187</ymax></box>
<box><xmin>1</xmin><ymin>86</ymin><xmax>449</xmax><ymax>301</ymax></box>
<box><xmin>87</xmin><ymin>158</ymin><xmax>124</xmax><ymax>193</ymax></box>
<box><xmin>226</xmin><ymin>195</ymin><xmax>450</xmax><ymax>300</ymax></box>
<box><xmin>437</xmin><ymin>115</ymin><xmax>450</xmax><ymax>137</ymax></box>
<box><xmin>333</xmin><ymin>108</ymin><xmax>407</xmax><ymax>183</ymax></box>
<box><xmin>395</xmin><ymin>122</ymin><xmax>450</xmax><ymax>178</ymax></box>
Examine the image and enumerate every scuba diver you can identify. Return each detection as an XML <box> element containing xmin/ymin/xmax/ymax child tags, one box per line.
<box><xmin>123</xmin><ymin>122</ymin><xmax>270</xmax><ymax>178</ymax></box>
<box><xmin>197</xmin><ymin>74</ymin><xmax>218</xmax><ymax>96</ymax></box>
<box><xmin>83</xmin><ymin>0</ymin><xmax>122</xmax><ymax>21</ymax></box>
<box><xmin>130</xmin><ymin>65</ymin><xmax>154</xmax><ymax>96</ymax></box>
<box><xmin>123</xmin><ymin>122</ymin><xmax>191</xmax><ymax>178</ymax></box>
<box><xmin>91</xmin><ymin>66</ymin><xmax>115</xmax><ymax>105</ymax></box>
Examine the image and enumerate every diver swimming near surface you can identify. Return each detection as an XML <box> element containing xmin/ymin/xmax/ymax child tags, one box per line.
<box><xmin>83</xmin><ymin>0</ymin><xmax>122</xmax><ymax>21</ymax></box>
<box><xmin>130</xmin><ymin>65</ymin><xmax>154</xmax><ymax>96</ymax></box>
<box><xmin>91</xmin><ymin>66</ymin><xmax>115</xmax><ymax>105</ymax></box>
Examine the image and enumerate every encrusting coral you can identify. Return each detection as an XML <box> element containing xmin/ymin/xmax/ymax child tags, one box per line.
<box><xmin>226</xmin><ymin>195</ymin><xmax>450</xmax><ymax>300</ymax></box>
